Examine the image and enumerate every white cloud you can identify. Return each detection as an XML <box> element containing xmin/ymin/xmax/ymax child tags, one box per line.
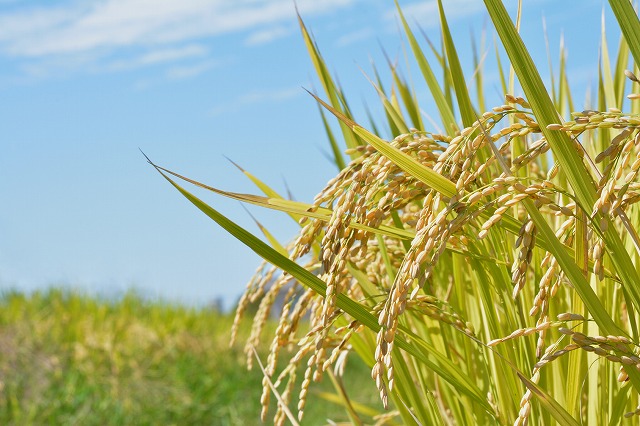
<box><xmin>209</xmin><ymin>86</ymin><xmax>302</xmax><ymax>115</ymax></box>
<box><xmin>132</xmin><ymin>45</ymin><xmax>207</xmax><ymax>65</ymax></box>
<box><xmin>107</xmin><ymin>44</ymin><xmax>208</xmax><ymax>71</ymax></box>
<box><xmin>20</xmin><ymin>50</ymin><xmax>103</xmax><ymax>79</ymax></box>
<box><xmin>0</xmin><ymin>0</ymin><xmax>356</xmax><ymax>81</ymax></box>
<box><xmin>244</xmin><ymin>26</ymin><xmax>292</xmax><ymax>46</ymax></box>
<box><xmin>0</xmin><ymin>0</ymin><xmax>355</xmax><ymax>57</ymax></box>
<box><xmin>166</xmin><ymin>59</ymin><xmax>218</xmax><ymax>79</ymax></box>
<box><xmin>335</xmin><ymin>28</ymin><xmax>373</xmax><ymax>47</ymax></box>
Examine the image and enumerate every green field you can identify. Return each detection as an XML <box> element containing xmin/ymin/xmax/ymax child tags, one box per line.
<box><xmin>0</xmin><ymin>289</ymin><xmax>377</xmax><ymax>425</ymax></box>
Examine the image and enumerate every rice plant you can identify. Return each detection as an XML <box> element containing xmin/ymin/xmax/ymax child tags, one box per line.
<box><xmin>0</xmin><ymin>289</ymin><xmax>372</xmax><ymax>425</ymax></box>
<box><xmin>150</xmin><ymin>0</ymin><xmax>640</xmax><ymax>424</ymax></box>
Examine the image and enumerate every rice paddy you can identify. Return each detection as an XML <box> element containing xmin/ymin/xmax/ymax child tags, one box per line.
<box><xmin>0</xmin><ymin>289</ymin><xmax>376</xmax><ymax>425</ymax></box>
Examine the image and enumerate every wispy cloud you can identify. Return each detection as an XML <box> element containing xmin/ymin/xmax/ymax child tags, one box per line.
<box><xmin>209</xmin><ymin>86</ymin><xmax>302</xmax><ymax>116</ymax></box>
<box><xmin>166</xmin><ymin>59</ymin><xmax>218</xmax><ymax>80</ymax></box>
<box><xmin>335</xmin><ymin>28</ymin><xmax>374</xmax><ymax>47</ymax></box>
<box><xmin>0</xmin><ymin>0</ymin><xmax>356</xmax><ymax>80</ymax></box>
<box><xmin>0</xmin><ymin>0</ymin><xmax>355</xmax><ymax>57</ymax></box>
<box><xmin>106</xmin><ymin>44</ymin><xmax>208</xmax><ymax>71</ymax></box>
<box><xmin>244</xmin><ymin>26</ymin><xmax>293</xmax><ymax>46</ymax></box>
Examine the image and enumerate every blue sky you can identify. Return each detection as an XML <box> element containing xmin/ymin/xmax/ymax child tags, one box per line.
<box><xmin>0</xmin><ymin>0</ymin><xmax>622</xmax><ymax>308</ymax></box>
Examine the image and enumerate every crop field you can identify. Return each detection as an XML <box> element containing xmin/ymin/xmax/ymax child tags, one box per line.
<box><xmin>0</xmin><ymin>290</ymin><xmax>377</xmax><ymax>425</ymax></box>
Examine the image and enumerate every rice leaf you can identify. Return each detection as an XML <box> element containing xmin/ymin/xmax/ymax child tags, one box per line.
<box><xmin>517</xmin><ymin>372</ymin><xmax>581</xmax><ymax>426</ymax></box>
<box><xmin>437</xmin><ymin>0</ymin><xmax>475</xmax><ymax>127</ymax></box>
<box><xmin>608</xmin><ymin>0</ymin><xmax>640</xmax><ymax>68</ymax></box>
<box><xmin>298</xmin><ymin>12</ymin><xmax>360</xmax><ymax>151</ymax></box>
<box><xmin>395</xmin><ymin>0</ymin><xmax>457</xmax><ymax>131</ymax></box>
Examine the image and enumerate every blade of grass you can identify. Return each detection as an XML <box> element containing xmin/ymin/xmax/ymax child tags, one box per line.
<box><xmin>395</xmin><ymin>0</ymin><xmax>457</xmax><ymax>131</ymax></box>
<box><xmin>608</xmin><ymin>382</ymin><xmax>633</xmax><ymax>426</ymax></box>
<box><xmin>251</xmin><ymin>346</ymin><xmax>301</xmax><ymax>426</ymax></box>
<box><xmin>613</xmin><ymin>34</ymin><xmax>630</xmax><ymax>106</ymax></box>
<box><xmin>601</xmin><ymin>11</ymin><xmax>617</xmax><ymax>109</ymax></box>
<box><xmin>307</xmin><ymin>90</ymin><xmax>455</xmax><ymax>197</ymax></box>
<box><xmin>542</xmin><ymin>16</ymin><xmax>557</xmax><ymax>105</ymax></box>
<box><xmin>471</xmin><ymin>27</ymin><xmax>487</xmax><ymax>113</ymax></box>
<box><xmin>240</xmin><ymin>204</ymin><xmax>289</xmax><ymax>258</ymax></box>
<box><xmin>558</xmin><ymin>36</ymin><xmax>575</xmax><ymax>114</ymax></box>
<box><xmin>384</xmin><ymin>53</ymin><xmax>423</xmax><ymax>130</ymax></box>
<box><xmin>298</xmin><ymin>12</ymin><xmax>360</xmax><ymax>151</ymax></box>
<box><xmin>607</xmin><ymin>0</ymin><xmax>640</xmax><ymax>68</ymax></box>
<box><xmin>437</xmin><ymin>0</ymin><xmax>475</xmax><ymax>127</ymax></box>
<box><xmin>313</xmin><ymin>390</ymin><xmax>383</xmax><ymax>421</ymax></box>
<box><xmin>360</xmin><ymin>68</ymin><xmax>410</xmax><ymax>134</ymax></box>
<box><xmin>326</xmin><ymin>371</ymin><xmax>364</xmax><ymax>426</ymax></box>
<box><xmin>152</xmin><ymin>164</ymin><xmax>415</xmax><ymax>240</ymax></box>
<box><xmin>153</xmin><ymin>161</ymin><xmax>511</xmax><ymax>267</ymax></box>
<box><xmin>317</xmin><ymin>102</ymin><xmax>347</xmax><ymax>170</ymax></box>
<box><xmin>517</xmin><ymin>372</ymin><xmax>581</xmax><ymax>426</ymax></box>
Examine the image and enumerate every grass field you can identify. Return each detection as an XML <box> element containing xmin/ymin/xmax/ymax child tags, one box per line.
<box><xmin>0</xmin><ymin>289</ymin><xmax>377</xmax><ymax>425</ymax></box>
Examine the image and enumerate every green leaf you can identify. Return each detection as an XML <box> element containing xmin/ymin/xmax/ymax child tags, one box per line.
<box><xmin>437</xmin><ymin>0</ymin><xmax>475</xmax><ymax>127</ymax></box>
<box><xmin>154</xmin><ymin>163</ymin><xmax>416</xmax><ymax>240</ymax></box>
<box><xmin>361</xmin><ymin>70</ymin><xmax>410</xmax><ymax>134</ymax></box>
<box><xmin>325</xmin><ymin>371</ymin><xmax>364</xmax><ymax>426</ymax></box>
<box><xmin>317</xmin><ymin>102</ymin><xmax>347</xmax><ymax>170</ymax></box>
<box><xmin>608</xmin><ymin>0</ymin><xmax>640</xmax><ymax>68</ymax></box>
<box><xmin>298</xmin><ymin>12</ymin><xmax>360</xmax><ymax>151</ymax></box>
<box><xmin>387</xmin><ymin>59</ymin><xmax>424</xmax><ymax>130</ymax></box>
<box><xmin>395</xmin><ymin>0</ymin><xmax>457</xmax><ymax>132</ymax></box>
<box><xmin>240</xmin><ymin>205</ymin><xmax>289</xmax><ymax>257</ymax></box>
<box><xmin>517</xmin><ymin>372</ymin><xmax>581</xmax><ymax>426</ymax></box>
<box><xmin>601</xmin><ymin>11</ymin><xmax>617</xmax><ymax>109</ymax></box>
<box><xmin>313</xmin><ymin>390</ymin><xmax>382</xmax><ymax>420</ymax></box>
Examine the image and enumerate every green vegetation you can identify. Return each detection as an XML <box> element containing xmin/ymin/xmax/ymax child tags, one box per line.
<box><xmin>0</xmin><ymin>289</ymin><xmax>375</xmax><ymax>425</ymax></box>
<box><xmin>150</xmin><ymin>0</ymin><xmax>640</xmax><ymax>424</ymax></box>
<box><xmin>154</xmin><ymin>0</ymin><xmax>640</xmax><ymax>425</ymax></box>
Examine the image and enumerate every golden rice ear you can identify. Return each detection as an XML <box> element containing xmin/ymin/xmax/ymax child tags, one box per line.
<box><xmin>149</xmin><ymin>0</ymin><xmax>640</xmax><ymax>423</ymax></box>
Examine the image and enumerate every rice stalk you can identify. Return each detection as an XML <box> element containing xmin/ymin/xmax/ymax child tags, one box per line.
<box><xmin>152</xmin><ymin>2</ymin><xmax>640</xmax><ymax>424</ymax></box>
